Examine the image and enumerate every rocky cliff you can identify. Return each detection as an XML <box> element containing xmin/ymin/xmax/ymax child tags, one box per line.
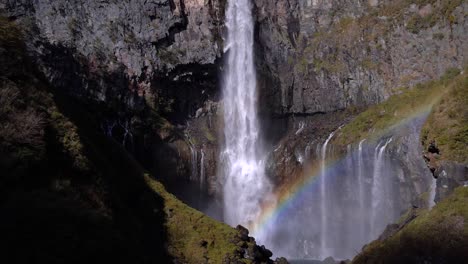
<box><xmin>255</xmin><ymin>0</ymin><xmax>467</xmax><ymax>115</ymax></box>
<box><xmin>2</xmin><ymin>0</ymin><xmax>466</xmax><ymax>205</ymax></box>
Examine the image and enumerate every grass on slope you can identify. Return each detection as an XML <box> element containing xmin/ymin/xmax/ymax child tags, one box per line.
<box><xmin>352</xmin><ymin>186</ymin><xmax>468</xmax><ymax>263</ymax></box>
<box><xmin>421</xmin><ymin>69</ymin><xmax>468</xmax><ymax>163</ymax></box>
<box><xmin>333</xmin><ymin>68</ymin><xmax>464</xmax><ymax>146</ymax></box>
<box><xmin>144</xmin><ymin>175</ymin><xmax>251</xmax><ymax>264</ymax></box>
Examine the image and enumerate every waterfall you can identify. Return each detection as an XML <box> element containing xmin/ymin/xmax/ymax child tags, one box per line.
<box><xmin>357</xmin><ymin>139</ymin><xmax>366</xmax><ymax>242</ymax></box>
<box><xmin>221</xmin><ymin>0</ymin><xmax>272</xmax><ymax>227</ymax></box>
<box><xmin>319</xmin><ymin>129</ymin><xmax>339</xmax><ymax>259</ymax></box>
<box><xmin>296</xmin><ymin>121</ymin><xmax>306</xmax><ymax>135</ymax></box>
<box><xmin>305</xmin><ymin>144</ymin><xmax>311</xmax><ymax>161</ymax></box>
<box><xmin>428</xmin><ymin>177</ymin><xmax>437</xmax><ymax>209</ymax></box>
<box><xmin>200</xmin><ymin>148</ymin><xmax>206</xmax><ymax>190</ymax></box>
<box><xmin>189</xmin><ymin>145</ymin><xmax>198</xmax><ymax>181</ymax></box>
<box><xmin>370</xmin><ymin>138</ymin><xmax>393</xmax><ymax>237</ymax></box>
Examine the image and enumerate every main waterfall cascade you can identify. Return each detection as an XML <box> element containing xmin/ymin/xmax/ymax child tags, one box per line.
<box><xmin>221</xmin><ymin>0</ymin><xmax>274</xmax><ymax>227</ymax></box>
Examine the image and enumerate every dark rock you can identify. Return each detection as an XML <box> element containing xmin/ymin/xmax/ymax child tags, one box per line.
<box><xmin>236</xmin><ymin>225</ymin><xmax>250</xmax><ymax>241</ymax></box>
<box><xmin>275</xmin><ymin>257</ymin><xmax>289</xmax><ymax>264</ymax></box>
<box><xmin>199</xmin><ymin>240</ymin><xmax>208</xmax><ymax>248</ymax></box>
<box><xmin>428</xmin><ymin>140</ymin><xmax>440</xmax><ymax>154</ymax></box>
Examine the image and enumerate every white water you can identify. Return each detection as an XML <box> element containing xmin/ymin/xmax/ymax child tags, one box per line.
<box><xmin>428</xmin><ymin>177</ymin><xmax>437</xmax><ymax>209</ymax></box>
<box><xmin>189</xmin><ymin>145</ymin><xmax>198</xmax><ymax>181</ymax></box>
<box><xmin>221</xmin><ymin>0</ymin><xmax>273</xmax><ymax>227</ymax></box>
<box><xmin>357</xmin><ymin>139</ymin><xmax>366</xmax><ymax>242</ymax></box>
<box><xmin>200</xmin><ymin>148</ymin><xmax>206</xmax><ymax>190</ymax></box>
<box><xmin>370</xmin><ymin>138</ymin><xmax>393</xmax><ymax>237</ymax></box>
<box><xmin>319</xmin><ymin>129</ymin><xmax>339</xmax><ymax>259</ymax></box>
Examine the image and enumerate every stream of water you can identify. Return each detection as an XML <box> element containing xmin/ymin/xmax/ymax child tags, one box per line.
<box><xmin>221</xmin><ymin>0</ymin><xmax>273</xmax><ymax>227</ymax></box>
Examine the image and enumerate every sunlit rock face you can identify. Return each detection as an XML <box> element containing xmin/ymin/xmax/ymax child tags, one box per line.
<box><xmin>254</xmin><ymin>0</ymin><xmax>468</xmax><ymax>116</ymax></box>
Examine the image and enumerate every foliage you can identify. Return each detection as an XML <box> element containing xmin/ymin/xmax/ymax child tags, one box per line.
<box><xmin>145</xmin><ymin>175</ymin><xmax>250</xmax><ymax>264</ymax></box>
<box><xmin>334</xmin><ymin>68</ymin><xmax>464</xmax><ymax>146</ymax></box>
<box><xmin>421</xmin><ymin>68</ymin><xmax>468</xmax><ymax>163</ymax></box>
<box><xmin>48</xmin><ymin>106</ymin><xmax>91</xmax><ymax>171</ymax></box>
<box><xmin>0</xmin><ymin>81</ymin><xmax>46</xmax><ymax>161</ymax></box>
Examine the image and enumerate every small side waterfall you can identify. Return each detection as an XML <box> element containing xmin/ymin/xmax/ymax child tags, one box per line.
<box><xmin>221</xmin><ymin>0</ymin><xmax>273</xmax><ymax>227</ymax></box>
<box><xmin>428</xmin><ymin>177</ymin><xmax>437</xmax><ymax>209</ymax></box>
<box><xmin>370</xmin><ymin>138</ymin><xmax>393</xmax><ymax>237</ymax></box>
<box><xmin>189</xmin><ymin>145</ymin><xmax>198</xmax><ymax>181</ymax></box>
<box><xmin>357</xmin><ymin>139</ymin><xmax>366</xmax><ymax>242</ymax></box>
<box><xmin>319</xmin><ymin>129</ymin><xmax>339</xmax><ymax>259</ymax></box>
<box><xmin>200</xmin><ymin>148</ymin><xmax>206</xmax><ymax>190</ymax></box>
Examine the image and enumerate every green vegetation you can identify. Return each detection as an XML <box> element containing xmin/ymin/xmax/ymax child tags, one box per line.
<box><xmin>0</xmin><ymin>16</ymin><xmax>23</xmax><ymax>55</ymax></box>
<box><xmin>334</xmin><ymin>69</ymin><xmax>464</xmax><ymax>146</ymax></box>
<box><xmin>49</xmin><ymin>106</ymin><xmax>91</xmax><ymax>171</ymax></box>
<box><xmin>421</xmin><ymin>67</ymin><xmax>468</xmax><ymax>163</ymax></box>
<box><xmin>377</xmin><ymin>0</ymin><xmax>462</xmax><ymax>23</ymax></box>
<box><xmin>352</xmin><ymin>186</ymin><xmax>468</xmax><ymax>263</ymax></box>
<box><xmin>145</xmin><ymin>175</ymin><xmax>250</xmax><ymax>264</ymax></box>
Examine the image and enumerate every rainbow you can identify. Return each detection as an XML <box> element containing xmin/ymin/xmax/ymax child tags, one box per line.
<box><xmin>251</xmin><ymin>99</ymin><xmax>441</xmax><ymax>237</ymax></box>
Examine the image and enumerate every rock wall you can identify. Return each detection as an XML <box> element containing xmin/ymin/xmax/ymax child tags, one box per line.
<box><xmin>1</xmin><ymin>0</ymin><xmax>466</xmax><ymax>213</ymax></box>
<box><xmin>254</xmin><ymin>0</ymin><xmax>467</xmax><ymax>115</ymax></box>
<box><xmin>1</xmin><ymin>0</ymin><xmax>227</xmax><ymax>204</ymax></box>
<box><xmin>2</xmin><ymin>0</ymin><xmax>225</xmax><ymax>116</ymax></box>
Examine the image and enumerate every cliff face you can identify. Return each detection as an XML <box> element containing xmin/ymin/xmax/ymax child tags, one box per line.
<box><xmin>254</xmin><ymin>0</ymin><xmax>467</xmax><ymax>115</ymax></box>
<box><xmin>1</xmin><ymin>0</ymin><xmax>227</xmax><ymax>204</ymax></box>
<box><xmin>1</xmin><ymin>0</ymin><xmax>466</xmax><ymax>229</ymax></box>
<box><xmin>2</xmin><ymin>0</ymin><xmax>225</xmax><ymax>117</ymax></box>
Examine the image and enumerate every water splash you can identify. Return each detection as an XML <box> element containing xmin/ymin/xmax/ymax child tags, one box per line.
<box><xmin>221</xmin><ymin>0</ymin><xmax>273</xmax><ymax>227</ymax></box>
